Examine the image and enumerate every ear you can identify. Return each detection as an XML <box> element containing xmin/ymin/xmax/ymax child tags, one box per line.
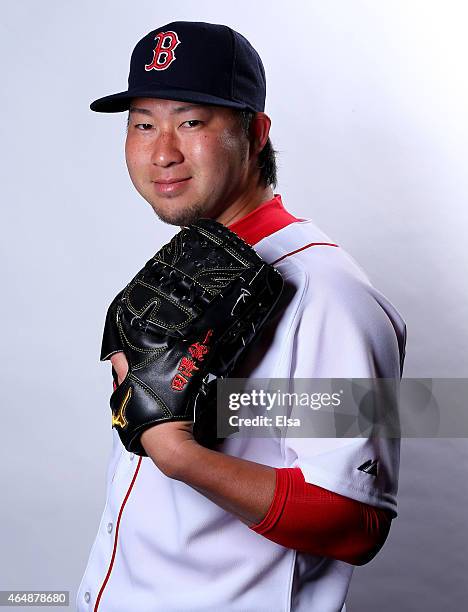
<box><xmin>249</xmin><ymin>112</ymin><xmax>272</xmax><ymax>158</ymax></box>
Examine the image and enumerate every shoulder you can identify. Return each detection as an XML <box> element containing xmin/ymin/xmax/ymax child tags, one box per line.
<box><xmin>255</xmin><ymin>220</ymin><xmax>407</xmax><ymax>378</ymax></box>
<box><xmin>254</xmin><ymin>219</ymin><xmax>370</xmax><ymax>285</ymax></box>
<box><xmin>254</xmin><ymin>218</ymin><xmax>378</xmax><ymax>301</ymax></box>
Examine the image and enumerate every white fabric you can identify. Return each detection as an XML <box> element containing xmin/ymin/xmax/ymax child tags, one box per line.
<box><xmin>77</xmin><ymin>218</ymin><xmax>406</xmax><ymax>612</ymax></box>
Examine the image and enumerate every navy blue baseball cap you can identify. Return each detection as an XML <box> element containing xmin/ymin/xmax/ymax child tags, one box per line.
<box><xmin>90</xmin><ymin>21</ymin><xmax>266</xmax><ymax>113</ymax></box>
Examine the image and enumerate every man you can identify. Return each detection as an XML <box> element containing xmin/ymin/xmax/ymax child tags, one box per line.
<box><xmin>77</xmin><ymin>21</ymin><xmax>406</xmax><ymax>612</ymax></box>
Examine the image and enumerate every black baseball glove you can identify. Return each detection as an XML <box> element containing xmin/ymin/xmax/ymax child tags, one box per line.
<box><xmin>100</xmin><ymin>218</ymin><xmax>284</xmax><ymax>456</ymax></box>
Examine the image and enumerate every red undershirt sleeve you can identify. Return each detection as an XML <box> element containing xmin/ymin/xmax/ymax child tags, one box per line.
<box><xmin>250</xmin><ymin>467</ymin><xmax>393</xmax><ymax>566</ymax></box>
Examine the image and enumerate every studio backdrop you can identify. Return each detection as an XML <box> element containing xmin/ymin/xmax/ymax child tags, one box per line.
<box><xmin>1</xmin><ymin>1</ymin><xmax>467</xmax><ymax>611</ymax></box>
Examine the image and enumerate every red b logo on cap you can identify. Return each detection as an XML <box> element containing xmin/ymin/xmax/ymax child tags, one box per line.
<box><xmin>145</xmin><ymin>30</ymin><xmax>180</xmax><ymax>71</ymax></box>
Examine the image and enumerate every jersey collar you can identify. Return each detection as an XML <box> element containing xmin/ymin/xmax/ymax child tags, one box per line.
<box><xmin>227</xmin><ymin>194</ymin><xmax>299</xmax><ymax>246</ymax></box>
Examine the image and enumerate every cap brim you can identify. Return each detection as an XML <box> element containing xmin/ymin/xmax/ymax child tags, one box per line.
<box><xmin>90</xmin><ymin>87</ymin><xmax>250</xmax><ymax>113</ymax></box>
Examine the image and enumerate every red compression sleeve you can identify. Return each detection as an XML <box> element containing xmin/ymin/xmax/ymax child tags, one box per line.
<box><xmin>250</xmin><ymin>467</ymin><xmax>393</xmax><ymax>566</ymax></box>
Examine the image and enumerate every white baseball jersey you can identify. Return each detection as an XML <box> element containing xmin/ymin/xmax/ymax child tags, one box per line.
<box><xmin>77</xmin><ymin>194</ymin><xmax>406</xmax><ymax>612</ymax></box>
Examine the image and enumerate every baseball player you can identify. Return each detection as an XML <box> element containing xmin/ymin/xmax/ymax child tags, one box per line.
<box><xmin>77</xmin><ymin>21</ymin><xmax>407</xmax><ymax>612</ymax></box>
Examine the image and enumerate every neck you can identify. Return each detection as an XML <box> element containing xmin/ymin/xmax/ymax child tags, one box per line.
<box><xmin>215</xmin><ymin>183</ymin><xmax>275</xmax><ymax>227</ymax></box>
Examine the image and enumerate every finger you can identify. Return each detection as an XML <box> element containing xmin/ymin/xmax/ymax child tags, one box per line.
<box><xmin>110</xmin><ymin>351</ymin><xmax>129</xmax><ymax>384</ymax></box>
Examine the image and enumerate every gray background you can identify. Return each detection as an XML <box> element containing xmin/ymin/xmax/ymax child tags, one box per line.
<box><xmin>1</xmin><ymin>1</ymin><xmax>467</xmax><ymax>610</ymax></box>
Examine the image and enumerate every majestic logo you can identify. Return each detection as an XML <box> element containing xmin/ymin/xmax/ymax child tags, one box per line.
<box><xmin>357</xmin><ymin>459</ymin><xmax>379</xmax><ymax>477</ymax></box>
<box><xmin>112</xmin><ymin>386</ymin><xmax>132</xmax><ymax>429</ymax></box>
<box><xmin>145</xmin><ymin>30</ymin><xmax>181</xmax><ymax>71</ymax></box>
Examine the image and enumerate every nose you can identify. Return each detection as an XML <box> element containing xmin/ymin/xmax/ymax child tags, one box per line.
<box><xmin>151</xmin><ymin>130</ymin><xmax>184</xmax><ymax>167</ymax></box>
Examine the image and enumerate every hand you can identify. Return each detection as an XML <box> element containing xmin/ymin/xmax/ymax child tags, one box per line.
<box><xmin>141</xmin><ymin>420</ymin><xmax>196</xmax><ymax>478</ymax></box>
<box><xmin>110</xmin><ymin>351</ymin><xmax>129</xmax><ymax>384</ymax></box>
<box><xmin>110</xmin><ymin>351</ymin><xmax>195</xmax><ymax>473</ymax></box>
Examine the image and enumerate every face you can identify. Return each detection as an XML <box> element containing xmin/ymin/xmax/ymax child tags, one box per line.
<box><xmin>125</xmin><ymin>97</ymin><xmax>250</xmax><ymax>226</ymax></box>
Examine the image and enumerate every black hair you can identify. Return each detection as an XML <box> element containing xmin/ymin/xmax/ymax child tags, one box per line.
<box><xmin>238</xmin><ymin>110</ymin><xmax>278</xmax><ymax>189</ymax></box>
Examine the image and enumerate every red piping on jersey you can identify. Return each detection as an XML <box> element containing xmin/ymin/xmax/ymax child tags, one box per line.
<box><xmin>271</xmin><ymin>242</ymin><xmax>339</xmax><ymax>265</ymax></box>
<box><xmin>94</xmin><ymin>456</ymin><xmax>143</xmax><ymax>611</ymax></box>
<box><xmin>226</xmin><ymin>194</ymin><xmax>339</xmax><ymax>259</ymax></box>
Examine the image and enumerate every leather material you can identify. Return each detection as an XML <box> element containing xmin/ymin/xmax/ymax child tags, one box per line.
<box><xmin>100</xmin><ymin>218</ymin><xmax>284</xmax><ymax>456</ymax></box>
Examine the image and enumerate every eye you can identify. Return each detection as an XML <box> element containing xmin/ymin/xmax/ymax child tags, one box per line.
<box><xmin>135</xmin><ymin>123</ymin><xmax>153</xmax><ymax>130</ymax></box>
<box><xmin>182</xmin><ymin>120</ymin><xmax>202</xmax><ymax>128</ymax></box>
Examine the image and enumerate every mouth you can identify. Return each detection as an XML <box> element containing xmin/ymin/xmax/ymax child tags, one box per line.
<box><xmin>152</xmin><ymin>177</ymin><xmax>191</xmax><ymax>195</ymax></box>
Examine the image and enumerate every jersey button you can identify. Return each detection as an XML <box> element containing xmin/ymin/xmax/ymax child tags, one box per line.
<box><xmin>107</xmin><ymin>522</ymin><xmax>113</xmax><ymax>534</ymax></box>
<box><xmin>129</xmin><ymin>453</ymin><xmax>135</xmax><ymax>461</ymax></box>
<box><xmin>84</xmin><ymin>592</ymin><xmax>90</xmax><ymax>603</ymax></box>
